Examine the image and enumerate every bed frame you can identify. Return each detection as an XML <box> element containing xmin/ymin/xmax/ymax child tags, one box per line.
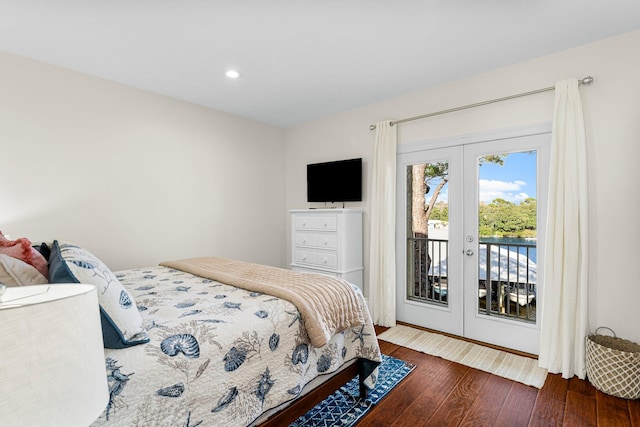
<box><xmin>259</xmin><ymin>361</ymin><xmax>365</xmax><ymax>426</ymax></box>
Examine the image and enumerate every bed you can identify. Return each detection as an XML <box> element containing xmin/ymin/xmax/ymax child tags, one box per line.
<box><xmin>15</xmin><ymin>239</ymin><xmax>382</xmax><ymax>427</ymax></box>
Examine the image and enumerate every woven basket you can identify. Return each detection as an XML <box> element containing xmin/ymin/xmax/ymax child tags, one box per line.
<box><xmin>586</xmin><ymin>327</ymin><xmax>640</xmax><ymax>399</ymax></box>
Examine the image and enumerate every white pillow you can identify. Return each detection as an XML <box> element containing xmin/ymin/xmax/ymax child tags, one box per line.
<box><xmin>0</xmin><ymin>254</ymin><xmax>48</xmax><ymax>287</ymax></box>
<box><xmin>48</xmin><ymin>241</ymin><xmax>149</xmax><ymax>349</ymax></box>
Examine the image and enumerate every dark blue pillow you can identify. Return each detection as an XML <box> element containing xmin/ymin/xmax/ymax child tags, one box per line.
<box><xmin>33</xmin><ymin>242</ymin><xmax>51</xmax><ymax>261</ymax></box>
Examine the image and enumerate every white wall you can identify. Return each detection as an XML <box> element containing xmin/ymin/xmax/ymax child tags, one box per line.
<box><xmin>0</xmin><ymin>51</ymin><xmax>287</xmax><ymax>271</ymax></box>
<box><xmin>285</xmin><ymin>30</ymin><xmax>640</xmax><ymax>343</ymax></box>
<box><xmin>2</xmin><ymin>29</ymin><xmax>638</xmax><ymax>344</ymax></box>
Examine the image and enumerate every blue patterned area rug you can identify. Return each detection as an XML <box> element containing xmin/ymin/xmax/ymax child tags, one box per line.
<box><xmin>289</xmin><ymin>355</ymin><xmax>415</xmax><ymax>427</ymax></box>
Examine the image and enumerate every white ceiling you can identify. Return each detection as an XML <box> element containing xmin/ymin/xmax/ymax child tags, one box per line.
<box><xmin>2</xmin><ymin>1</ymin><xmax>640</xmax><ymax>128</ymax></box>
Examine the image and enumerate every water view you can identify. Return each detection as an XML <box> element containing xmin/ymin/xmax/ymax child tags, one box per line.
<box><xmin>480</xmin><ymin>236</ymin><xmax>537</xmax><ymax>263</ymax></box>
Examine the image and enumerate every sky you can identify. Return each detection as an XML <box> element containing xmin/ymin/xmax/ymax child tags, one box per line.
<box><xmin>478</xmin><ymin>151</ymin><xmax>537</xmax><ymax>204</ymax></box>
<box><xmin>427</xmin><ymin>150</ymin><xmax>537</xmax><ymax>204</ymax></box>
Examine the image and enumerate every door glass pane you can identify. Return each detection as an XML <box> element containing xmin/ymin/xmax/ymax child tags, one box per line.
<box><xmin>406</xmin><ymin>162</ymin><xmax>449</xmax><ymax>306</ymax></box>
<box><xmin>477</xmin><ymin>151</ymin><xmax>537</xmax><ymax>323</ymax></box>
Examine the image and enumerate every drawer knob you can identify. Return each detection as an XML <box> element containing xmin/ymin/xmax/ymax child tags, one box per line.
<box><xmin>302</xmin><ymin>255</ymin><xmax>307</xmax><ymax>261</ymax></box>
<box><xmin>302</xmin><ymin>239</ymin><xmax>307</xmax><ymax>244</ymax></box>
<box><xmin>323</xmin><ymin>258</ymin><xmax>327</xmax><ymax>264</ymax></box>
<box><xmin>323</xmin><ymin>240</ymin><xmax>328</xmax><ymax>245</ymax></box>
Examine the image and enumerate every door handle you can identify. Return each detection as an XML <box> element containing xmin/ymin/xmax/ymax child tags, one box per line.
<box><xmin>465</xmin><ymin>249</ymin><xmax>474</xmax><ymax>256</ymax></box>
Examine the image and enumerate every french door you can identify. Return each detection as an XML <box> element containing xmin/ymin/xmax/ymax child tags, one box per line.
<box><xmin>396</xmin><ymin>128</ymin><xmax>549</xmax><ymax>355</ymax></box>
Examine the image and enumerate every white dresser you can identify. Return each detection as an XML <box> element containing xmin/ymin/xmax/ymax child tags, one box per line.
<box><xmin>289</xmin><ymin>208</ymin><xmax>363</xmax><ymax>289</ymax></box>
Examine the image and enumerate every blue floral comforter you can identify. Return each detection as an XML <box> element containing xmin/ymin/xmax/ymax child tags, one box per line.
<box><xmin>91</xmin><ymin>265</ymin><xmax>381</xmax><ymax>427</ymax></box>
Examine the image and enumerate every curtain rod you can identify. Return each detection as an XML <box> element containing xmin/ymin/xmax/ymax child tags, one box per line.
<box><xmin>369</xmin><ymin>76</ymin><xmax>594</xmax><ymax>130</ymax></box>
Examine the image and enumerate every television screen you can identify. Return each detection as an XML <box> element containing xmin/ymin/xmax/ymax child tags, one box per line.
<box><xmin>307</xmin><ymin>158</ymin><xmax>362</xmax><ymax>202</ymax></box>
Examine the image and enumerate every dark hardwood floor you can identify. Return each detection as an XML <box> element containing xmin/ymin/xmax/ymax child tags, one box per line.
<box><xmin>262</xmin><ymin>326</ymin><xmax>639</xmax><ymax>426</ymax></box>
<box><xmin>360</xmin><ymin>326</ymin><xmax>640</xmax><ymax>427</ymax></box>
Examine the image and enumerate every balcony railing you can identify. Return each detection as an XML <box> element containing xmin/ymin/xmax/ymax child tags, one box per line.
<box><xmin>407</xmin><ymin>238</ymin><xmax>537</xmax><ymax>323</ymax></box>
<box><xmin>407</xmin><ymin>237</ymin><xmax>449</xmax><ymax>305</ymax></box>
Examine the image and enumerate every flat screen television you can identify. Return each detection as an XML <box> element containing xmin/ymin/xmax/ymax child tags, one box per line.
<box><xmin>307</xmin><ymin>158</ymin><xmax>362</xmax><ymax>203</ymax></box>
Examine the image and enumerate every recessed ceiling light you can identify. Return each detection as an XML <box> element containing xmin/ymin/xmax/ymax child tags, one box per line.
<box><xmin>225</xmin><ymin>69</ymin><xmax>241</xmax><ymax>79</ymax></box>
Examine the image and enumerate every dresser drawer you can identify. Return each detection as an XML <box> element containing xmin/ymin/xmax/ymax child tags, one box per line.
<box><xmin>293</xmin><ymin>250</ymin><xmax>338</xmax><ymax>269</ymax></box>
<box><xmin>294</xmin><ymin>232</ymin><xmax>338</xmax><ymax>250</ymax></box>
<box><xmin>290</xmin><ymin>209</ymin><xmax>363</xmax><ymax>290</ymax></box>
<box><xmin>293</xmin><ymin>215</ymin><xmax>337</xmax><ymax>231</ymax></box>
<box><xmin>291</xmin><ymin>266</ymin><xmax>339</xmax><ymax>278</ymax></box>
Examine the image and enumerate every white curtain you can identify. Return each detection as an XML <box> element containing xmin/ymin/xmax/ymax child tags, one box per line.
<box><xmin>538</xmin><ymin>78</ymin><xmax>589</xmax><ymax>379</ymax></box>
<box><xmin>368</xmin><ymin>120</ymin><xmax>397</xmax><ymax>327</ymax></box>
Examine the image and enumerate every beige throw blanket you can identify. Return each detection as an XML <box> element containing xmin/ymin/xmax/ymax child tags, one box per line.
<box><xmin>160</xmin><ymin>257</ymin><xmax>364</xmax><ymax>347</ymax></box>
